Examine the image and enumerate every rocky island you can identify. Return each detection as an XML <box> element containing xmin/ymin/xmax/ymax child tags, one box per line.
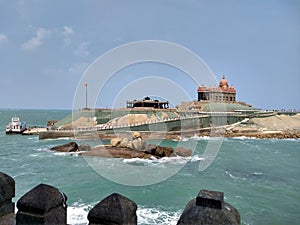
<box><xmin>39</xmin><ymin>76</ymin><xmax>299</xmax><ymax>140</ymax></box>
<box><xmin>49</xmin><ymin>132</ymin><xmax>192</xmax><ymax>159</ymax></box>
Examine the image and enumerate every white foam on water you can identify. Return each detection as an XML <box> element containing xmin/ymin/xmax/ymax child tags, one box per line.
<box><xmin>66</xmin><ymin>203</ymin><xmax>181</xmax><ymax>225</ymax></box>
<box><xmin>251</xmin><ymin>171</ymin><xmax>263</xmax><ymax>176</ymax></box>
<box><xmin>67</xmin><ymin>202</ymin><xmax>91</xmax><ymax>225</ymax></box>
<box><xmin>231</xmin><ymin>136</ymin><xmax>257</xmax><ymax>140</ymax></box>
<box><xmin>122</xmin><ymin>155</ymin><xmax>198</xmax><ymax>167</ymax></box>
<box><xmin>53</xmin><ymin>152</ymin><xmax>71</xmax><ymax>157</ymax></box>
<box><xmin>123</xmin><ymin>157</ymin><xmax>153</xmax><ymax>166</ymax></box>
<box><xmin>137</xmin><ymin>206</ymin><xmax>181</xmax><ymax>225</ymax></box>
<box><xmin>57</xmin><ymin>137</ymin><xmax>73</xmax><ymax>140</ymax></box>
<box><xmin>190</xmin><ymin>155</ymin><xmax>205</xmax><ymax>162</ymax></box>
<box><xmin>35</xmin><ymin>147</ymin><xmax>49</xmax><ymax>152</ymax></box>
<box><xmin>225</xmin><ymin>171</ymin><xmax>246</xmax><ymax>181</ymax></box>
<box><xmin>180</xmin><ymin>135</ymin><xmax>224</xmax><ymax>142</ymax></box>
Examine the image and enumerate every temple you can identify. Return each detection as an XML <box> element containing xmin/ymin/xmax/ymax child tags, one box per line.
<box><xmin>127</xmin><ymin>96</ymin><xmax>169</xmax><ymax>109</ymax></box>
<box><xmin>197</xmin><ymin>76</ymin><xmax>236</xmax><ymax>102</ymax></box>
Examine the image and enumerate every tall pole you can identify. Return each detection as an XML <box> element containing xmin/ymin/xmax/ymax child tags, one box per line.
<box><xmin>85</xmin><ymin>83</ymin><xmax>88</xmax><ymax>109</ymax></box>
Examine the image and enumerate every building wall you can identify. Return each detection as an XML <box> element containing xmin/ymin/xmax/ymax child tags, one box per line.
<box><xmin>198</xmin><ymin>91</ymin><xmax>236</xmax><ymax>102</ymax></box>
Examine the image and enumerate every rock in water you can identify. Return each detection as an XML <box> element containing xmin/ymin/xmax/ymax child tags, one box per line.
<box><xmin>128</xmin><ymin>137</ymin><xmax>146</xmax><ymax>150</ymax></box>
<box><xmin>154</xmin><ymin>146</ymin><xmax>174</xmax><ymax>157</ymax></box>
<box><xmin>174</xmin><ymin>147</ymin><xmax>192</xmax><ymax>157</ymax></box>
<box><xmin>131</xmin><ymin>139</ymin><xmax>140</xmax><ymax>150</ymax></box>
<box><xmin>50</xmin><ymin>142</ymin><xmax>79</xmax><ymax>152</ymax></box>
<box><xmin>88</xmin><ymin>193</ymin><xmax>137</xmax><ymax>225</ymax></box>
<box><xmin>177</xmin><ymin>189</ymin><xmax>240</xmax><ymax>225</ymax></box>
<box><xmin>78</xmin><ymin>143</ymin><xmax>91</xmax><ymax>151</ymax></box>
<box><xmin>145</xmin><ymin>144</ymin><xmax>157</xmax><ymax>154</ymax></box>
<box><xmin>110</xmin><ymin>138</ymin><xmax>122</xmax><ymax>147</ymax></box>
<box><xmin>118</xmin><ymin>138</ymin><xmax>129</xmax><ymax>148</ymax></box>
<box><xmin>132</xmin><ymin>131</ymin><xmax>142</xmax><ymax>139</ymax></box>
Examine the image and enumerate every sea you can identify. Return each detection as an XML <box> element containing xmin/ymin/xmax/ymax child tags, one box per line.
<box><xmin>0</xmin><ymin>109</ymin><xmax>299</xmax><ymax>225</ymax></box>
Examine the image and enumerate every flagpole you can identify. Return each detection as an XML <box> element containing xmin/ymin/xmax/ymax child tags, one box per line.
<box><xmin>85</xmin><ymin>83</ymin><xmax>88</xmax><ymax>109</ymax></box>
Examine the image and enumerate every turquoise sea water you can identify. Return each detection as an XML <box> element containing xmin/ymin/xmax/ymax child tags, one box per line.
<box><xmin>0</xmin><ymin>109</ymin><xmax>299</xmax><ymax>225</ymax></box>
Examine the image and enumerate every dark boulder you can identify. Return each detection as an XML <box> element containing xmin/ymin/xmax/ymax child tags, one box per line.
<box><xmin>145</xmin><ymin>144</ymin><xmax>157</xmax><ymax>155</ymax></box>
<box><xmin>78</xmin><ymin>143</ymin><xmax>91</xmax><ymax>151</ymax></box>
<box><xmin>174</xmin><ymin>147</ymin><xmax>192</xmax><ymax>157</ymax></box>
<box><xmin>154</xmin><ymin>146</ymin><xmax>174</xmax><ymax>157</ymax></box>
<box><xmin>177</xmin><ymin>189</ymin><xmax>240</xmax><ymax>225</ymax></box>
<box><xmin>50</xmin><ymin>142</ymin><xmax>79</xmax><ymax>152</ymax></box>
<box><xmin>88</xmin><ymin>193</ymin><xmax>137</xmax><ymax>225</ymax></box>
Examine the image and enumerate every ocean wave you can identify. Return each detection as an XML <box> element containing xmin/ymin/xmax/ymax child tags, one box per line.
<box><xmin>250</xmin><ymin>171</ymin><xmax>263</xmax><ymax>176</ymax></box>
<box><xmin>137</xmin><ymin>206</ymin><xmax>181</xmax><ymax>225</ymax></box>
<box><xmin>35</xmin><ymin>147</ymin><xmax>50</xmax><ymax>152</ymax></box>
<box><xmin>66</xmin><ymin>204</ymin><xmax>181</xmax><ymax>225</ymax></box>
<box><xmin>123</xmin><ymin>156</ymin><xmax>187</xmax><ymax>166</ymax></box>
<box><xmin>123</xmin><ymin>155</ymin><xmax>204</xmax><ymax>166</ymax></box>
<box><xmin>67</xmin><ymin>202</ymin><xmax>92</xmax><ymax>225</ymax></box>
<box><xmin>225</xmin><ymin>171</ymin><xmax>246</xmax><ymax>181</ymax></box>
<box><xmin>225</xmin><ymin>170</ymin><xmax>264</xmax><ymax>182</ymax></box>
<box><xmin>231</xmin><ymin>136</ymin><xmax>300</xmax><ymax>142</ymax></box>
<box><xmin>190</xmin><ymin>155</ymin><xmax>205</xmax><ymax>162</ymax></box>
<box><xmin>269</xmin><ymin>137</ymin><xmax>300</xmax><ymax>142</ymax></box>
<box><xmin>52</xmin><ymin>151</ymin><xmax>85</xmax><ymax>157</ymax></box>
<box><xmin>40</xmin><ymin>137</ymin><xmax>74</xmax><ymax>142</ymax></box>
<box><xmin>231</xmin><ymin>136</ymin><xmax>257</xmax><ymax>140</ymax></box>
<box><xmin>180</xmin><ymin>135</ymin><xmax>224</xmax><ymax>142</ymax></box>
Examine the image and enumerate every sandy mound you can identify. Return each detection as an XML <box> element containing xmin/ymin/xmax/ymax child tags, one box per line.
<box><xmin>60</xmin><ymin>116</ymin><xmax>97</xmax><ymax>129</ymax></box>
<box><xmin>105</xmin><ymin>112</ymin><xmax>178</xmax><ymax>127</ymax></box>
<box><xmin>250</xmin><ymin>114</ymin><xmax>300</xmax><ymax>130</ymax></box>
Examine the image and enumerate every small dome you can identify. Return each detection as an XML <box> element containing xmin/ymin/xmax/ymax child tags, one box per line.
<box><xmin>229</xmin><ymin>85</ymin><xmax>235</xmax><ymax>90</ymax></box>
<box><xmin>197</xmin><ymin>84</ymin><xmax>206</xmax><ymax>92</ymax></box>
<box><xmin>219</xmin><ymin>75</ymin><xmax>228</xmax><ymax>89</ymax></box>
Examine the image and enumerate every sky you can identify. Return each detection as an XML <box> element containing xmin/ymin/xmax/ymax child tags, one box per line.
<box><xmin>0</xmin><ymin>0</ymin><xmax>299</xmax><ymax>110</ymax></box>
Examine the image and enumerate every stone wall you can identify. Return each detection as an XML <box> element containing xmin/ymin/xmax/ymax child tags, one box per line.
<box><xmin>0</xmin><ymin>172</ymin><xmax>240</xmax><ymax>225</ymax></box>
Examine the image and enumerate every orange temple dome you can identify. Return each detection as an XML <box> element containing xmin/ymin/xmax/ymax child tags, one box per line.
<box><xmin>197</xmin><ymin>75</ymin><xmax>236</xmax><ymax>102</ymax></box>
<box><xmin>219</xmin><ymin>75</ymin><xmax>228</xmax><ymax>89</ymax></box>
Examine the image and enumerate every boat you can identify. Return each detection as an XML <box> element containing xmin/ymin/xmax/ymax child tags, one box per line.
<box><xmin>5</xmin><ymin>116</ymin><xmax>27</xmax><ymax>134</ymax></box>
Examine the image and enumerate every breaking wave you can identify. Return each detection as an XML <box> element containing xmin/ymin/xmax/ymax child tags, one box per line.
<box><xmin>123</xmin><ymin>155</ymin><xmax>204</xmax><ymax>166</ymax></box>
<box><xmin>66</xmin><ymin>203</ymin><xmax>181</xmax><ymax>225</ymax></box>
<box><xmin>137</xmin><ymin>206</ymin><xmax>181</xmax><ymax>225</ymax></box>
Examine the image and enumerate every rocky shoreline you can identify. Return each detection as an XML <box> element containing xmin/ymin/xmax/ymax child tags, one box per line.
<box><xmin>48</xmin><ymin>129</ymin><xmax>300</xmax><ymax>160</ymax></box>
<box><xmin>41</xmin><ymin>128</ymin><xmax>300</xmax><ymax>141</ymax></box>
<box><xmin>49</xmin><ymin>132</ymin><xmax>192</xmax><ymax>159</ymax></box>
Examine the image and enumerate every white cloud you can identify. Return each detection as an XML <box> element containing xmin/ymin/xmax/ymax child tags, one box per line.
<box><xmin>63</xmin><ymin>26</ymin><xmax>73</xmax><ymax>35</ymax></box>
<box><xmin>74</xmin><ymin>41</ymin><xmax>89</xmax><ymax>57</ymax></box>
<box><xmin>21</xmin><ymin>28</ymin><xmax>51</xmax><ymax>51</ymax></box>
<box><xmin>0</xmin><ymin>34</ymin><xmax>8</xmax><ymax>45</ymax></box>
<box><xmin>63</xmin><ymin>26</ymin><xmax>73</xmax><ymax>45</ymax></box>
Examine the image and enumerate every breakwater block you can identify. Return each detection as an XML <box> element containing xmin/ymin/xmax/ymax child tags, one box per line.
<box><xmin>88</xmin><ymin>193</ymin><xmax>137</xmax><ymax>225</ymax></box>
<box><xmin>16</xmin><ymin>183</ymin><xmax>67</xmax><ymax>225</ymax></box>
<box><xmin>0</xmin><ymin>172</ymin><xmax>15</xmax><ymax>225</ymax></box>
<box><xmin>177</xmin><ymin>189</ymin><xmax>240</xmax><ymax>225</ymax></box>
<box><xmin>196</xmin><ymin>189</ymin><xmax>224</xmax><ymax>209</ymax></box>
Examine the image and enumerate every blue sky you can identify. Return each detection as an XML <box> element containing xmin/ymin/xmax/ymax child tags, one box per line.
<box><xmin>0</xmin><ymin>0</ymin><xmax>299</xmax><ymax>110</ymax></box>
